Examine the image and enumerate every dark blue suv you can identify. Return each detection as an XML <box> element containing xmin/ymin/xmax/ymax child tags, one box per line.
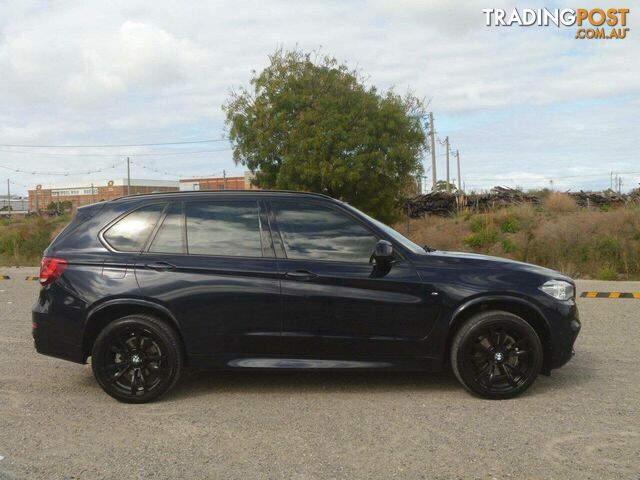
<box><xmin>33</xmin><ymin>191</ymin><xmax>580</xmax><ymax>403</ymax></box>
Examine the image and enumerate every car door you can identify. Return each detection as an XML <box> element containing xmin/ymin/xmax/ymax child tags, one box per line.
<box><xmin>135</xmin><ymin>198</ymin><xmax>282</xmax><ymax>361</ymax></box>
<box><xmin>267</xmin><ymin>199</ymin><xmax>439</xmax><ymax>361</ymax></box>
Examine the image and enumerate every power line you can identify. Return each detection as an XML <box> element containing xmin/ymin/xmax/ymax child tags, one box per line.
<box><xmin>0</xmin><ymin>160</ymin><xmax>124</xmax><ymax>176</ymax></box>
<box><xmin>0</xmin><ymin>138</ymin><xmax>228</xmax><ymax>148</ymax></box>
<box><xmin>129</xmin><ymin>159</ymin><xmax>227</xmax><ymax>179</ymax></box>
<box><xmin>0</xmin><ymin>147</ymin><xmax>232</xmax><ymax>157</ymax></box>
<box><xmin>130</xmin><ymin>160</ymin><xmax>182</xmax><ymax>177</ymax></box>
<box><xmin>465</xmin><ymin>171</ymin><xmax>640</xmax><ymax>182</ymax></box>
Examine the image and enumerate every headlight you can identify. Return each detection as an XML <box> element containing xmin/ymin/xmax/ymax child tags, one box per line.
<box><xmin>539</xmin><ymin>280</ymin><xmax>575</xmax><ymax>300</ymax></box>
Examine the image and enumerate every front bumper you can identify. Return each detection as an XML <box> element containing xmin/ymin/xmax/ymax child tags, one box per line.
<box><xmin>548</xmin><ymin>301</ymin><xmax>581</xmax><ymax>370</ymax></box>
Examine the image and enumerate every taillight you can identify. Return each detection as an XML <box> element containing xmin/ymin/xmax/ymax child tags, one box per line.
<box><xmin>40</xmin><ymin>257</ymin><xmax>68</xmax><ymax>286</ymax></box>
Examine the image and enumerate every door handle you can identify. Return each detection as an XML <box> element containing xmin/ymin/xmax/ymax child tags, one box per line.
<box><xmin>145</xmin><ymin>261</ymin><xmax>177</xmax><ymax>272</ymax></box>
<box><xmin>284</xmin><ymin>270</ymin><xmax>318</xmax><ymax>281</ymax></box>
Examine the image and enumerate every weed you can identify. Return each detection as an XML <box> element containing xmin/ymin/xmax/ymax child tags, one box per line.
<box><xmin>500</xmin><ymin>214</ymin><xmax>520</xmax><ymax>234</ymax></box>
<box><xmin>501</xmin><ymin>238</ymin><xmax>517</xmax><ymax>254</ymax></box>
<box><xmin>469</xmin><ymin>216</ymin><xmax>485</xmax><ymax>233</ymax></box>
<box><xmin>597</xmin><ymin>265</ymin><xmax>618</xmax><ymax>280</ymax></box>
<box><xmin>464</xmin><ymin>230</ymin><xmax>497</xmax><ymax>249</ymax></box>
<box><xmin>594</xmin><ymin>236</ymin><xmax>622</xmax><ymax>260</ymax></box>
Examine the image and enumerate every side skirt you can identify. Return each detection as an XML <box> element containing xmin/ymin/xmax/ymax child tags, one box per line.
<box><xmin>187</xmin><ymin>354</ymin><xmax>443</xmax><ymax>372</ymax></box>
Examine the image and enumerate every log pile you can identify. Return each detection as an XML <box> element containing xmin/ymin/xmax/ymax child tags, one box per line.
<box><xmin>404</xmin><ymin>186</ymin><xmax>539</xmax><ymax>217</ymax></box>
<box><xmin>569</xmin><ymin>191</ymin><xmax>627</xmax><ymax>208</ymax></box>
<box><xmin>404</xmin><ymin>192</ymin><xmax>457</xmax><ymax>217</ymax></box>
<box><xmin>405</xmin><ymin>187</ymin><xmax>640</xmax><ymax>217</ymax></box>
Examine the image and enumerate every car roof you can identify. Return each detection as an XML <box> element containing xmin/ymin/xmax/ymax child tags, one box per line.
<box><xmin>108</xmin><ymin>189</ymin><xmax>337</xmax><ymax>204</ymax></box>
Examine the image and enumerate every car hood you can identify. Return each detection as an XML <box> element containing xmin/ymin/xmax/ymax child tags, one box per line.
<box><xmin>415</xmin><ymin>250</ymin><xmax>573</xmax><ymax>282</ymax></box>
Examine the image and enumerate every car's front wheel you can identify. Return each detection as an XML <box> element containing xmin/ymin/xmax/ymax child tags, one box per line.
<box><xmin>450</xmin><ymin>310</ymin><xmax>543</xmax><ymax>399</ymax></box>
<box><xmin>91</xmin><ymin>314</ymin><xmax>183</xmax><ymax>403</ymax></box>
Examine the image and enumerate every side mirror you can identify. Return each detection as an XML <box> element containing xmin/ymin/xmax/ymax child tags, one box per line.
<box><xmin>371</xmin><ymin>239</ymin><xmax>394</xmax><ymax>265</ymax></box>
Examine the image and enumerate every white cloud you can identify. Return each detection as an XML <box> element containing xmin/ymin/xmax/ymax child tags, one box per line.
<box><xmin>0</xmin><ymin>14</ymin><xmax>204</xmax><ymax>107</ymax></box>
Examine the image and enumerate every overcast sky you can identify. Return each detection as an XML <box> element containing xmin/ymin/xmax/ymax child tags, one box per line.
<box><xmin>0</xmin><ymin>0</ymin><xmax>638</xmax><ymax>195</ymax></box>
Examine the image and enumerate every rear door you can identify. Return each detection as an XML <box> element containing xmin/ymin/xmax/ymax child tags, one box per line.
<box><xmin>135</xmin><ymin>198</ymin><xmax>282</xmax><ymax>360</ymax></box>
<box><xmin>268</xmin><ymin>199</ymin><xmax>438</xmax><ymax>360</ymax></box>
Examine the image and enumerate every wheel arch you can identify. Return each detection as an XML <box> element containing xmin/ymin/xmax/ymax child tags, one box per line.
<box><xmin>82</xmin><ymin>299</ymin><xmax>184</xmax><ymax>363</ymax></box>
<box><xmin>447</xmin><ymin>295</ymin><xmax>553</xmax><ymax>374</ymax></box>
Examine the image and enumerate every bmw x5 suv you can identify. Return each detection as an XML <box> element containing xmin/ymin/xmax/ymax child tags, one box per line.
<box><xmin>33</xmin><ymin>190</ymin><xmax>581</xmax><ymax>403</ymax></box>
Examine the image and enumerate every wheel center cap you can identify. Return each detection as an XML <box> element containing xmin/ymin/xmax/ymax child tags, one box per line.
<box><xmin>131</xmin><ymin>354</ymin><xmax>142</xmax><ymax>365</ymax></box>
<box><xmin>494</xmin><ymin>351</ymin><xmax>504</xmax><ymax>363</ymax></box>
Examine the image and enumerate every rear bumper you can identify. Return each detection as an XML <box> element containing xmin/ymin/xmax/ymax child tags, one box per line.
<box><xmin>32</xmin><ymin>304</ymin><xmax>85</xmax><ymax>364</ymax></box>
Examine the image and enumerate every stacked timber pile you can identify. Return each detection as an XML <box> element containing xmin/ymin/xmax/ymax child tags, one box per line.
<box><xmin>404</xmin><ymin>187</ymin><xmax>640</xmax><ymax>217</ymax></box>
<box><xmin>405</xmin><ymin>186</ymin><xmax>539</xmax><ymax>217</ymax></box>
<box><xmin>404</xmin><ymin>192</ymin><xmax>456</xmax><ymax>217</ymax></box>
<box><xmin>626</xmin><ymin>188</ymin><xmax>640</xmax><ymax>205</ymax></box>
<box><xmin>569</xmin><ymin>191</ymin><xmax>627</xmax><ymax>208</ymax></box>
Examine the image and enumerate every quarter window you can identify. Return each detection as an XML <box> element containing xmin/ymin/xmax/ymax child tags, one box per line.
<box><xmin>186</xmin><ymin>201</ymin><xmax>262</xmax><ymax>257</ymax></box>
<box><xmin>103</xmin><ymin>204</ymin><xmax>165</xmax><ymax>252</ymax></box>
<box><xmin>271</xmin><ymin>202</ymin><xmax>377</xmax><ymax>262</ymax></box>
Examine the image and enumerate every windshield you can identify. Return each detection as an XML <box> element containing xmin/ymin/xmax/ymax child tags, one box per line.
<box><xmin>347</xmin><ymin>206</ymin><xmax>427</xmax><ymax>255</ymax></box>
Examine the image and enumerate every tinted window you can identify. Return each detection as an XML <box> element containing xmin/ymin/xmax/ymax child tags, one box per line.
<box><xmin>149</xmin><ymin>203</ymin><xmax>185</xmax><ymax>254</ymax></box>
<box><xmin>186</xmin><ymin>201</ymin><xmax>262</xmax><ymax>256</ymax></box>
<box><xmin>271</xmin><ymin>202</ymin><xmax>377</xmax><ymax>262</ymax></box>
<box><xmin>103</xmin><ymin>204</ymin><xmax>164</xmax><ymax>252</ymax></box>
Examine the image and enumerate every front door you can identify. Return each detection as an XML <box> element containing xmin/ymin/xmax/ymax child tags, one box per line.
<box><xmin>135</xmin><ymin>199</ymin><xmax>281</xmax><ymax>360</ymax></box>
<box><xmin>268</xmin><ymin>200</ymin><xmax>439</xmax><ymax>361</ymax></box>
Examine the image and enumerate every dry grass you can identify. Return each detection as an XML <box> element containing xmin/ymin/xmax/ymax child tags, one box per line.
<box><xmin>0</xmin><ymin>214</ymin><xmax>70</xmax><ymax>266</ymax></box>
<box><xmin>543</xmin><ymin>192</ymin><xmax>578</xmax><ymax>213</ymax></box>
<box><xmin>400</xmin><ymin>205</ymin><xmax>640</xmax><ymax>280</ymax></box>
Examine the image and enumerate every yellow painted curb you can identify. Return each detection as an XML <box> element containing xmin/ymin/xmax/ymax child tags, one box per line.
<box><xmin>580</xmin><ymin>291</ymin><xmax>640</xmax><ymax>299</ymax></box>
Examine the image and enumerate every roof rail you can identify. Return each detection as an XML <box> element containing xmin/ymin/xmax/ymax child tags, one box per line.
<box><xmin>110</xmin><ymin>189</ymin><xmax>335</xmax><ymax>202</ymax></box>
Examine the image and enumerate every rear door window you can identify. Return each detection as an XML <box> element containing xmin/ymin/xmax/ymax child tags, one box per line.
<box><xmin>185</xmin><ymin>201</ymin><xmax>263</xmax><ymax>257</ymax></box>
<box><xmin>103</xmin><ymin>204</ymin><xmax>165</xmax><ymax>252</ymax></box>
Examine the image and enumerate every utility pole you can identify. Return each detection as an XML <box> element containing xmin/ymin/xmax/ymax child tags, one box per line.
<box><xmin>429</xmin><ymin>112</ymin><xmax>437</xmax><ymax>190</ymax></box>
<box><xmin>127</xmin><ymin>157</ymin><xmax>131</xmax><ymax>195</ymax></box>
<box><xmin>456</xmin><ymin>149</ymin><xmax>462</xmax><ymax>193</ymax></box>
<box><xmin>223</xmin><ymin>170</ymin><xmax>227</xmax><ymax>190</ymax></box>
<box><xmin>6</xmin><ymin>179</ymin><xmax>10</xmax><ymax>212</ymax></box>
<box><xmin>610</xmin><ymin>172</ymin><xmax>613</xmax><ymax>190</ymax></box>
<box><xmin>445</xmin><ymin>136</ymin><xmax>450</xmax><ymax>193</ymax></box>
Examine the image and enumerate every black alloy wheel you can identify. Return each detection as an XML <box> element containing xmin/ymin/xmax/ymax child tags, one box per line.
<box><xmin>451</xmin><ymin>310</ymin><xmax>543</xmax><ymax>399</ymax></box>
<box><xmin>92</xmin><ymin>315</ymin><xmax>183</xmax><ymax>403</ymax></box>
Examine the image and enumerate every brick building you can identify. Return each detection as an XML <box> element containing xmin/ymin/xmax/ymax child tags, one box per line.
<box><xmin>179</xmin><ymin>172</ymin><xmax>259</xmax><ymax>191</ymax></box>
<box><xmin>28</xmin><ymin>179</ymin><xmax>179</xmax><ymax>211</ymax></box>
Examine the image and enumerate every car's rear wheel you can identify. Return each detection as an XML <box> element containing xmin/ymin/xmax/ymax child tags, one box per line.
<box><xmin>91</xmin><ymin>314</ymin><xmax>183</xmax><ymax>403</ymax></box>
<box><xmin>450</xmin><ymin>310</ymin><xmax>543</xmax><ymax>399</ymax></box>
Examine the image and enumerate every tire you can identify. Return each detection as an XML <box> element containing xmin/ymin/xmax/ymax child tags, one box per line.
<box><xmin>91</xmin><ymin>314</ymin><xmax>184</xmax><ymax>403</ymax></box>
<box><xmin>450</xmin><ymin>310</ymin><xmax>543</xmax><ymax>399</ymax></box>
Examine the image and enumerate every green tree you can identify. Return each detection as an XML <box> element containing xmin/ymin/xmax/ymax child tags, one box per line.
<box><xmin>223</xmin><ymin>49</ymin><xmax>427</xmax><ymax>223</ymax></box>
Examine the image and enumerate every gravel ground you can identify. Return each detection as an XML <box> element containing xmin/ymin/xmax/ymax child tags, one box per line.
<box><xmin>0</xmin><ymin>267</ymin><xmax>638</xmax><ymax>479</ymax></box>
